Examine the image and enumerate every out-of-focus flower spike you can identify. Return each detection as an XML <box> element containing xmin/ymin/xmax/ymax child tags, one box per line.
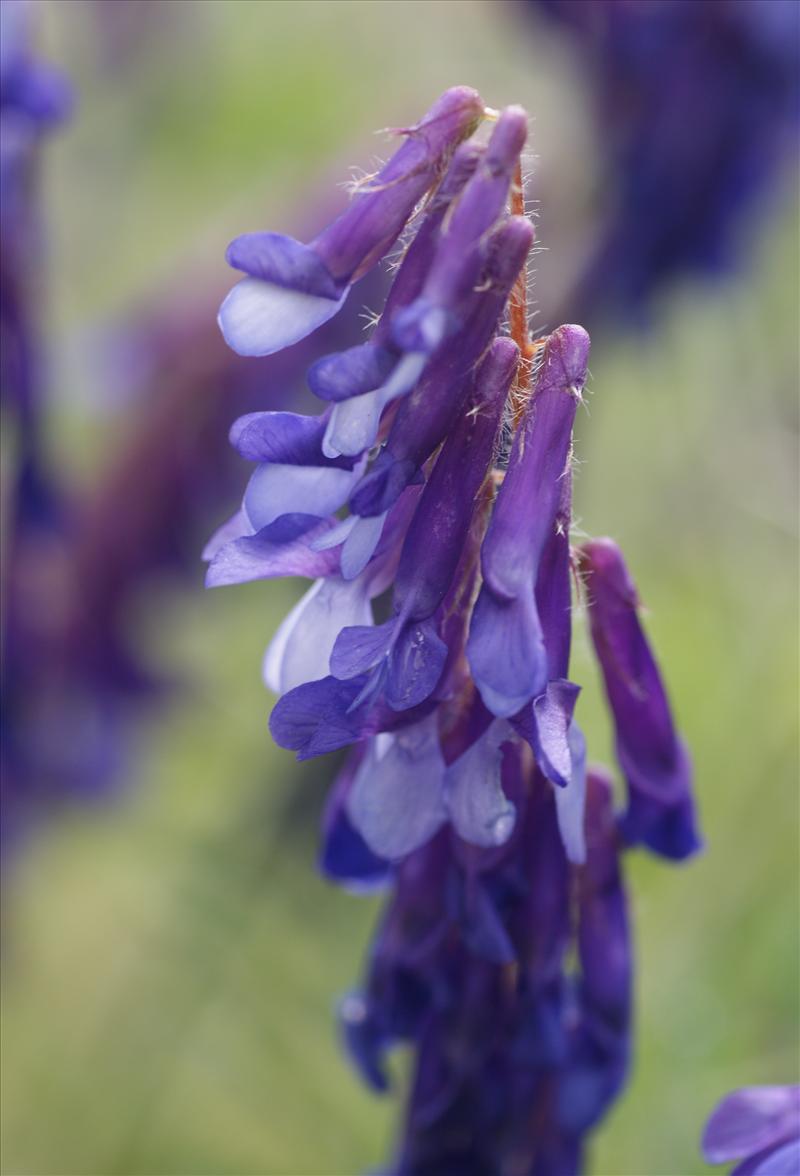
<box><xmin>577</xmin><ymin>537</ymin><xmax>702</xmax><ymax>861</ymax></box>
<box><xmin>218</xmin><ymin>86</ymin><xmax>484</xmax><ymax>357</ymax></box>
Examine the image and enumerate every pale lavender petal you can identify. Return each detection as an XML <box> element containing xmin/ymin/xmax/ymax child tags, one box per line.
<box><xmin>243</xmin><ymin>462</ymin><xmax>358</xmax><ymax>531</ymax></box>
<box><xmin>340</xmin><ymin>512</ymin><xmax>387</xmax><ymax>580</ymax></box>
<box><xmin>322</xmin><ymin>389</ymin><xmax>384</xmax><ymax>458</ymax></box>
<box><xmin>444</xmin><ymin>721</ymin><xmax>516</xmax><ymax>848</ymax></box>
<box><xmin>346</xmin><ymin>717</ymin><xmax>447</xmax><ymax>860</ymax></box>
<box><xmin>218</xmin><ymin>276</ymin><xmax>348</xmax><ymax>358</ymax></box>
<box><xmin>264</xmin><ymin>576</ymin><xmax>373</xmax><ymax>694</ymax></box>
<box><xmin>555</xmin><ymin>724</ymin><xmax>588</xmax><ymax>865</ymax></box>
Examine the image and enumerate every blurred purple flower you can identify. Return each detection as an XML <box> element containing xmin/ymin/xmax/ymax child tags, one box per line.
<box><xmin>208</xmin><ymin>88</ymin><xmax>700</xmax><ymax>1173</ymax></box>
<box><xmin>529</xmin><ymin>0</ymin><xmax>800</xmax><ymax>325</ymax></box>
<box><xmin>703</xmin><ymin>1085</ymin><xmax>800</xmax><ymax>1176</ymax></box>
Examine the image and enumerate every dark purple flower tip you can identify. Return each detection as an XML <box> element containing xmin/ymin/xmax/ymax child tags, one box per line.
<box><xmin>313</xmin><ymin>86</ymin><xmax>485</xmax><ymax>286</ymax></box>
<box><xmin>486</xmin><ymin>104</ymin><xmax>529</xmax><ymax>171</ymax></box>
<box><xmin>578</xmin><ymin>536</ymin><xmax>702</xmax><ymax>861</ymax></box>
<box><xmin>224</xmin><ymin>231</ymin><xmax>342</xmax><ymax>297</ymax></box>
<box><xmin>536</xmin><ymin>322</ymin><xmax>591</xmax><ymax>397</ymax></box>
<box><xmin>702</xmin><ymin>1086</ymin><xmax>800</xmax><ymax>1167</ymax></box>
<box><xmin>307</xmin><ymin>342</ymin><xmax>397</xmax><ymax>402</ymax></box>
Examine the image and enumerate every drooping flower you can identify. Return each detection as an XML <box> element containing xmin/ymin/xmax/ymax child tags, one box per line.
<box><xmin>703</xmin><ymin>1085</ymin><xmax>800</xmax><ymax>1176</ymax></box>
<box><xmin>207</xmin><ymin>88</ymin><xmax>700</xmax><ymax>1174</ymax></box>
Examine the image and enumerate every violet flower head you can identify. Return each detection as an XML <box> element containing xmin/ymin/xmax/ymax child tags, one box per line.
<box><xmin>207</xmin><ymin>88</ymin><xmax>699</xmax><ymax>1174</ymax></box>
<box><xmin>703</xmin><ymin>1085</ymin><xmax>800</xmax><ymax>1176</ymax></box>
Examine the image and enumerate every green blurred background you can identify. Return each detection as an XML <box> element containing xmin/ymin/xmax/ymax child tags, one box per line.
<box><xmin>1</xmin><ymin>2</ymin><xmax>798</xmax><ymax>1174</ymax></box>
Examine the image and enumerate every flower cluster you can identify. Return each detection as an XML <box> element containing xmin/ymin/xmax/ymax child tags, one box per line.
<box><xmin>207</xmin><ymin>88</ymin><xmax>701</xmax><ymax>1173</ymax></box>
<box><xmin>703</xmin><ymin>1085</ymin><xmax>800</xmax><ymax>1176</ymax></box>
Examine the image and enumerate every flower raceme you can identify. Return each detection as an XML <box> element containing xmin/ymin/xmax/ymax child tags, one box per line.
<box><xmin>207</xmin><ymin>89</ymin><xmax>701</xmax><ymax>1175</ymax></box>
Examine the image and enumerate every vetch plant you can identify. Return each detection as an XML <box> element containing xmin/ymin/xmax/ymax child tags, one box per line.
<box><xmin>206</xmin><ymin>87</ymin><xmax>701</xmax><ymax>1175</ymax></box>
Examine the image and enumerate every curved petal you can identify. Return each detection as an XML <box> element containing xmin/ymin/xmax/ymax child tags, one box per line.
<box><xmin>218</xmin><ymin>276</ymin><xmax>348</xmax><ymax>358</ymax></box>
<box><xmin>346</xmin><ymin>717</ymin><xmax>447</xmax><ymax>860</ymax></box>
<box><xmin>703</xmin><ymin>1087</ymin><xmax>800</xmax><ymax>1164</ymax></box>
<box><xmin>244</xmin><ymin>462</ymin><xmax>358</xmax><ymax>531</ymax></box>
<box><xmin>444</xmin><ymin>722</ymin><xmax>516</xmax><ymax>848</ymax></box>
<box><xmin>554</xmin><ymin>724</ymin><xmax>588</xmax><ymax>865</ymax></box>
<box><xmin>263</xmin><ymin>576</ymin><xmax>373</xmax><ymax>694</ymax></box>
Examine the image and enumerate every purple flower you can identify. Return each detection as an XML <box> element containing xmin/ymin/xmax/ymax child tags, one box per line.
<box><xmin>528</xmin><ymin>0</ymin><xmax>800</xmax><ymax>325</ymax></box>
<box><xmin>578</xmin><ymin>537</ymin><xmax>702</xmax><ymax>861</ymax></box>
<box><xmin>218</xmin><ymin>86</ymin><xmax>483</xmax><ymax>356</ymax></box>
<box><xmin>208</xmin><ymin>88</ymin><xmax>697</xmax><ymax>1175</ymax></box>
<box><xmin>703</xmin><ymin>1086</ymin><xmax>800</xmax><ymax>1176</ymax></box>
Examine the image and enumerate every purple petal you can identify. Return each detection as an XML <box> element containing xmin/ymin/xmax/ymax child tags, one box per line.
<box><xmin>205</xmin><ymin>522</ymin><xmax>339</xmax><ymax>587</ymax></box>
<box><xmin>467</xmin><ymin>585</ymin><xmax>547</xmax><ymax>718</ymax></box>
<box><xmin>263</xmin><ymin>576</ymin><xmax>373</xmax><ymax>694</ymax></box>
<box><xmin>555</xmin><ymin>724</ymin><xmax>588</xmax><ymax>865</ymax></box>
<box><xmin>385</xmin><ymin>618</ymin><xmax>448</xmax><ymax>711</ymax></box>
<box><xmin>308</xmin><ymin>342</ymin><xmax>396</xmax><ymax>402</ymax></box>
<box><xmin>752</xmin><ymin>1140</ymin><xmax>800</xmax><ymax>1176</ymax></box>
<box><xmin>320</xmin><ymin>750</ymin><xmax>391</xmax><ymax>891</ymax></box>
<box><xmin>225</xmin><ymin>231</ymin><xmax>341</xmax><ymax>298</ymax></box>
<box><xmin>322</xmin><ymin>390</ymin><xmax>384</xmax><ymax>459</ymax></box>
<box><xmin>513</xmin><ymin>679</ymin><xmax>581</xmax><ymax>789</ymax></box>
<box><xmin>218</xmin><ymin>276</ymin><xmax>348</xmax><ymax>358</ymax></box>
<box><xmin>269</xmin><ymin>674</ymin><xmax>369</xmax><ymax>759</ymax></box>
<box><xmin>345</xmin><ymin>718</ymin><xmax>447</xmax><ymax>860</ymax></box>
<box><xmin>330</xmin><ymin>619</ymin><xmax>395</xmax><ymax>680</ymax></box>
<box><xmin>340</xmin><ymin>512</ymin><xmax>387</xmax><ymax>580</ymax></box>
<box><xmin>243</xmin><ymin>462</ymin><xmax>359</xmax><ymax>531</ymax></box>
<box><xmin>229</xmin><ymin>410</ymin><xmax>353</xmax><ymax>469</ymax></box>
<box><xmin>703</xmin><ymin>1087</ymin><xmax>800</xmax><ymax>1164</ymax></box>
<box><xmin>444</xmin><ymin>722</ymin><xmax>516</xmax><ymax>848</ymax></box>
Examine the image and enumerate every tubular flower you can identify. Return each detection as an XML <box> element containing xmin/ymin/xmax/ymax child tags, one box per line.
<box><xmin>207</xmin><ymin>89</ymin><xmax>701</xmax><ymax>1174</ymax></box>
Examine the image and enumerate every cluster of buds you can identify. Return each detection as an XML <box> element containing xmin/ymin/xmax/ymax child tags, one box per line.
<box><xmin>207</xmin><ymin>87</ymin><xmax>701</xmax><ymax>1173</ymax></box>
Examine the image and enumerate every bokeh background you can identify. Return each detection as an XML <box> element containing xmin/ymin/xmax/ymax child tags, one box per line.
<box><xmin>1</xmin><ymin>2</ymin><xmax>798</xmax><ymax>1175</ymax></box>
